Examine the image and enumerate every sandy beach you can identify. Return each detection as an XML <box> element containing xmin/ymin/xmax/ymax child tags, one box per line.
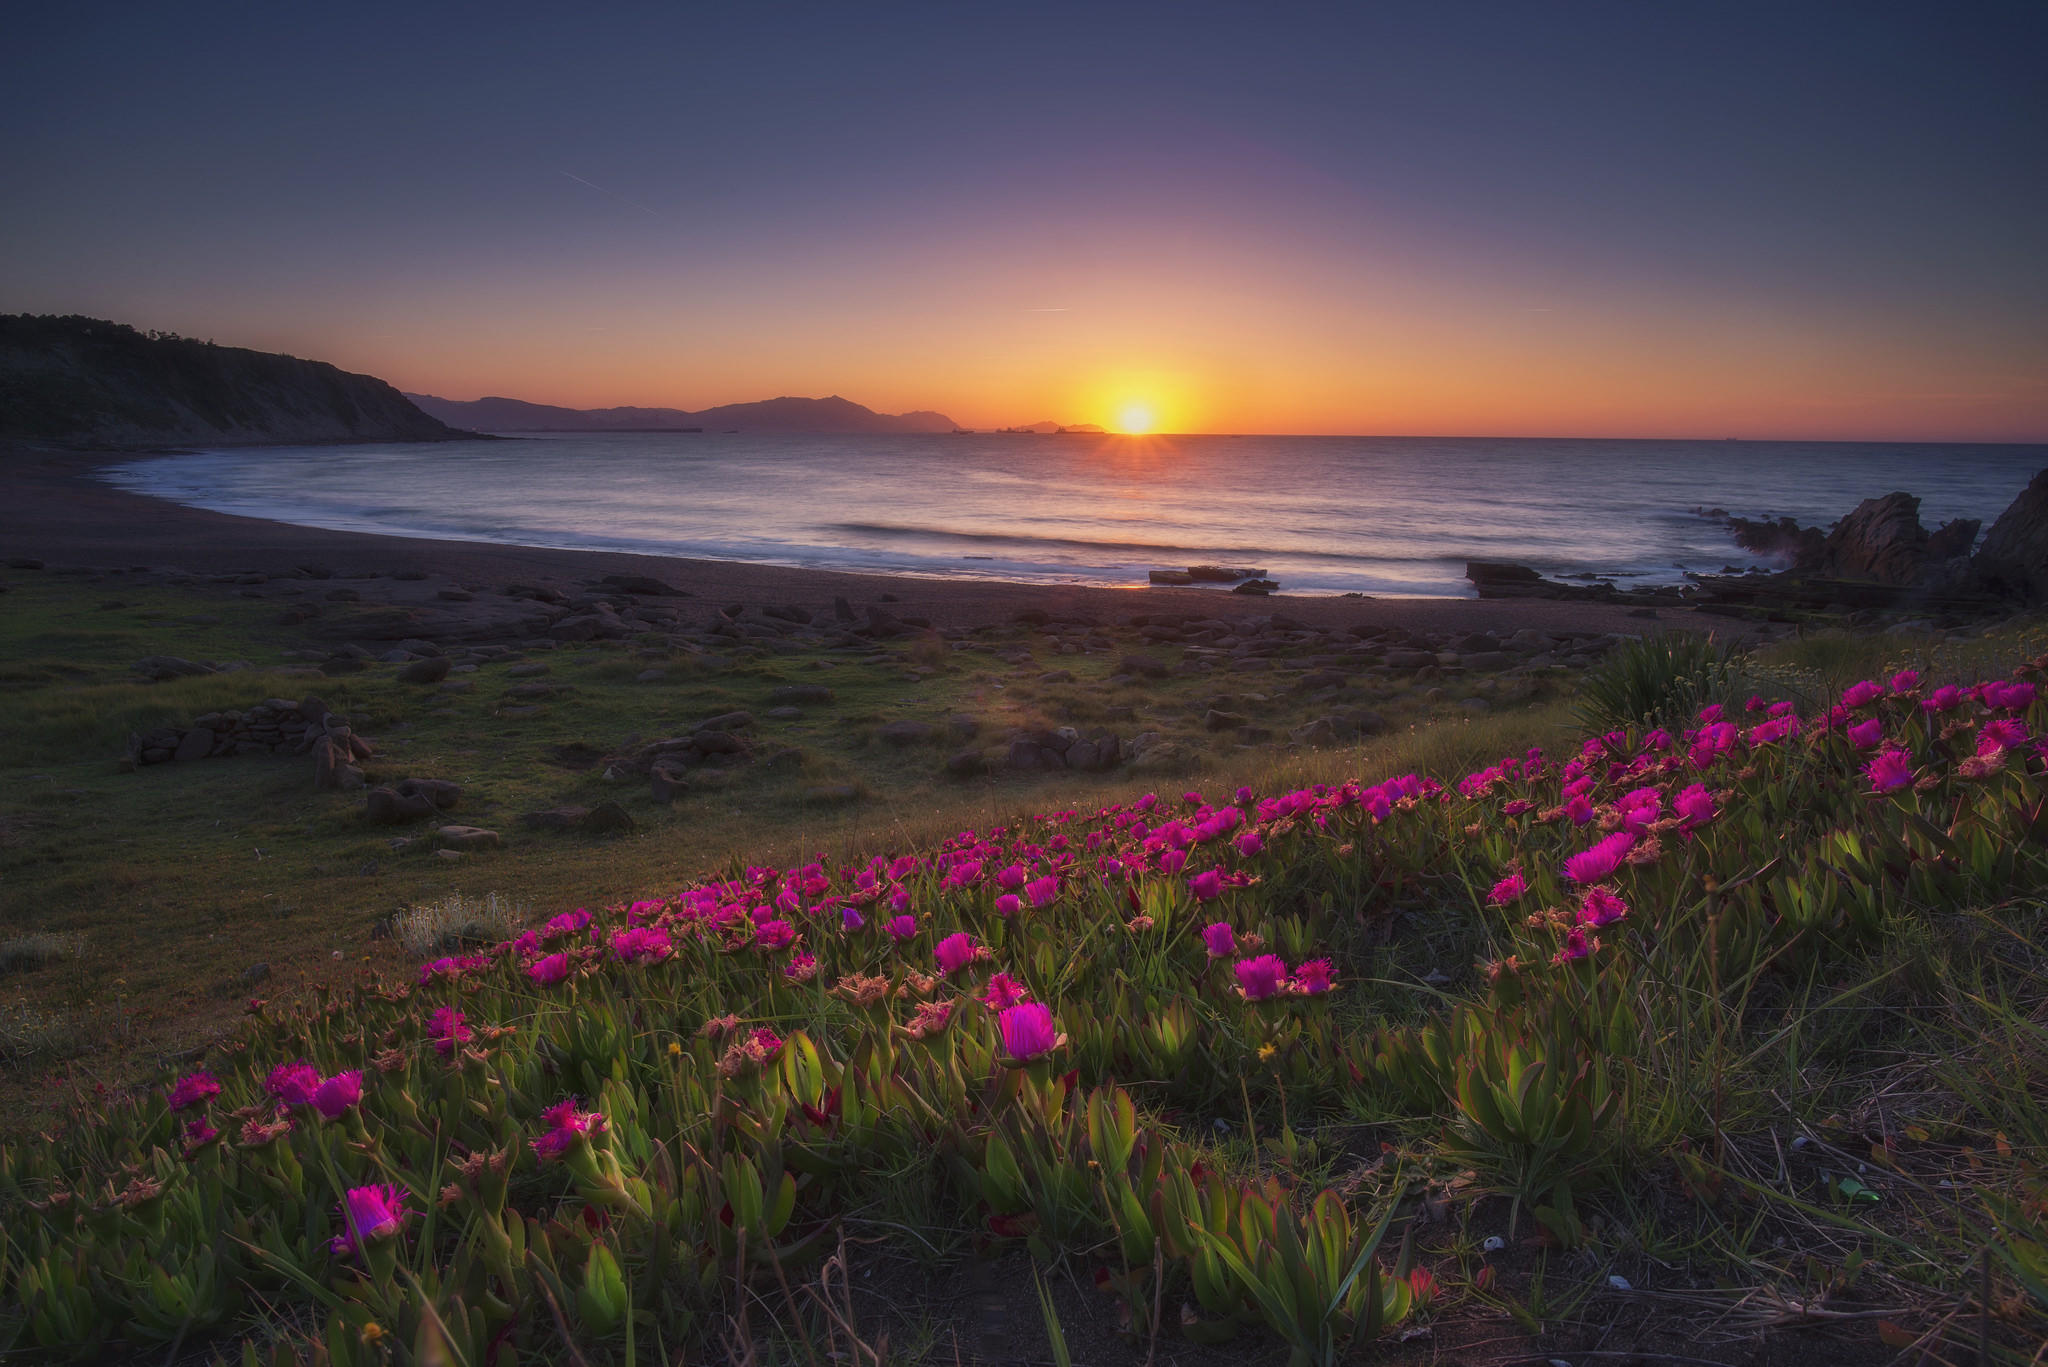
<box><xmin>0</xmin><ymin>441</ymin><xmax>1761</xmax><ymax>643</ymax></box>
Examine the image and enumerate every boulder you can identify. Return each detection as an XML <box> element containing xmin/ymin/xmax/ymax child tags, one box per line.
<box><xmin>436</xmin><ymin>826</ymin><xmax>501</xmax><ymax>851</ymax></box>
<box><xmin>1974</xmin><ymin>468</ymin><xmax>2048</xmax><ymax>603</ymax></box>
<box><xmin>1818</xmin><ymin>492</ymin><xmax>1930</xmax><ymax>584</ymax></box>
<box><xmin>650</xmin><ymin>763</ymin><xmax>690</xmax><ymax>803</ymax></box>
<box><xmin>877</xmin><ymin>720</ymin><xmax>937</xmax><ymax>747</ymax></box>
<box><xmin>581</xmin><ymin>800</ymin><xmax>634</xmax><ymax>833</ymax></box>
<box><xmin>312</xmin><ymin>737</ymin><xmax>357</xmax><ymax>790</ymax></box>
<box><xmin>173</xmin><ymin>728</ymin><xmax>215</xmax><ymax>762</ymax></box>
<box><xmin>398</xmin><ymin>656</ymin><xmax>452</xmax><ymax>684</ymax></box>
<box><xmin>944</xmin><ymin>748</ymin><xmax>988</xmax><ymax>777</ymax></box>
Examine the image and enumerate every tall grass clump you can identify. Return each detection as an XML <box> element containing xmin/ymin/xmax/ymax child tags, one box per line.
<box><xmin>1573</xmin><ymin>631</ymin><xmax>1735</xmax><ymax>732</ymax></box>
<box><xmin>390</xmin><ymin>892</ymin><xmax>528</xmax><ymax>958</ymax></box>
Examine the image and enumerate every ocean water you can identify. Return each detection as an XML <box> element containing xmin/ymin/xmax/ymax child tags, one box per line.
<box><xmin>102</xmin><ymin>433</ymin><xmax>2045</xmax><ymax>598</ymax></box>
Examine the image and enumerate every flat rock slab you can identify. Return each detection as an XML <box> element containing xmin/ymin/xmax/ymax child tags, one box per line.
<box><xmin>436</xmin><ymin>826</ymin><xmax>500</xmax><ymax>850</ymax></box>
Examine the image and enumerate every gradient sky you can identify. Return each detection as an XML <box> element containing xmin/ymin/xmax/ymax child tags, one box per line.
<box><xmin>4</xmin><ymin>2</ymin><xmax>2045</xmax><ymax>439</ymax></box>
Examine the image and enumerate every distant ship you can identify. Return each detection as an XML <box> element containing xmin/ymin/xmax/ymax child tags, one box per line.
<box><xmin>950</xmin><ymin>427</ymin><xmax>975</xmax><ymax>434</ymax></box>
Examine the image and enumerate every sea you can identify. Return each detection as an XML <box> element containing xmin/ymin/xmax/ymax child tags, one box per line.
<box><xmin>101</xmin><ymin>433</ymin><xmax>2046</xmax><ymax>599</ymax></box>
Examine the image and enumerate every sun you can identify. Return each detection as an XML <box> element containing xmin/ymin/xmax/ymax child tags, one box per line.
<box><xmin>1116</xmin><ymin>402</ymin><xmax>1155</xmax><ymax>435</ymax></box>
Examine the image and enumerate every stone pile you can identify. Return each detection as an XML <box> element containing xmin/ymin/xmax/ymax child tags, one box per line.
<box><xmin>127</xmin><ymin>695</ymin><xmax>373</xmax><ymax>778</ymax></box>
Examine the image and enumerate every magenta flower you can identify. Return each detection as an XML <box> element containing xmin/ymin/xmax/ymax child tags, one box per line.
<box><xmin>1201</xmin><ymin>921</ymin><xmax>1236</xmax><ymax>958</ymax></box>
<box><xmin>1235</xmin><ymin>830</ymin><xmax>1265</xmax><ymax>857</ymax></box>
<box><xmin>997</xmin><ymin>1002</ymin><xmax>1061</xmax><ymax>1061</ymax></box>
<box><xmin>1979</xmin><ymin>719</ymin><xmax>2029</xmax><ymax>755</ymax></box>
<box><xmin>429</xmin><ymin>1006</ymin><xmax>472</xmax><ymax>1057</ymax></box>
<box><xmin>784</xmin><ymin>951</ymin><xmax>817</xmax><ymax>981</ymax></box>
<box><xmin>935</xmin><ymin>931</ymin><xmax>977</xmax><ymax>975</ymax></box>
<box><xmin>1563</xmin><ymin>831</ymin><xmax>1637</xmax><ymax>885</ymax></box>
<box><xmin>181</xmin><ymin>1117</ymin><xmax>220</xmax><ymax>1157</ymax></box>
<box><xmin>531</xmin><ymin>1099</ymin><xmax>608</xmax><ymax>1161</ymax></box>
<box><xmin>1841</xmin><ymin>680</ymin><xmax>1886</xmax><ymax>709</ymax></box>
<box><xmin>329</xmin><ymin>1183</ymin><xmax>408</xmax><ymax>1256</ymax></box>
<box><xmin>752</xmin><ymin>919</ymin><xmax>796</xmax><ymax>951</ymax></box>
<box><xmin>1672</xmin><ymin>783</ymin><xmax>1717</xmax><ymax>828</ymax></box>
<box><xmin>1578</xmin><ymin>886</ymin><xmax>1629</xmax><ymax>927</ymax></box>
<box><xmin>612</xmin><ymin>925</ymin><xmax>675</xmax><ymax>963</ymax></box>
<box><xmin>266</xmin><ymin>1060</ymin><xmax>321</xmax><ymax>1106</ymax></box>
<box><xmin>1983</xmin><ymin>681</ymin><xmax>2036</xmax><ymax>711</ymax></box>
<box><xmin>995</xmin><ymin>863</ymin><xmax>1028</xmax><ymax>890</ymax></box>
<box><xmin>1487</xmin><ymin>871</ymin><xmax>1528</xmax><ymax>906</ymax></box>
<box><xmin>980</xmin><ymin>971</ymin><xmax>1029</xmax><ymax>1010</ymax></box>
<box><xmin>1923</xmin><ymin>685</ymin><xmax>1968</xmax><ymax>713</ymax></box>
<box><xmin>1234</xmin><ymin>954</ymin><xmax>1289</xmax><ymax>1001</ymax></box>
<box><xmin>1292</xmin><ymin>959</ymin><xmax>1335</xmax><ymax>995</ymax></box>
<box><xmin>840</xmin><ymin>906</ymin><xmax>865</xmax><ymax>931</ymax></box>
<box><xmin>1563</xmin><ymin>794</ymin><xmax>1595</xmax><ymax>826</ymax></box>
<box><xmin>527</xmin><ymin>952</ymin><xmax>571</xmax><ymax>986</ymax></box>
<box><xmin>1552</xmin><ymin>926</ymin><xmax>1596</xmax><ymax>965</ymax></box>
<box><xmin>1865</xmin><ymin>746</ymin><xmax>1915</xmax><ymax>793</ymax></box>
<box><xmin>168</xmin><ymin>1071</ymin><xmax>221</xmax><ymax>1112</ymax></box>
<box><xmin>1889</xmin><ymin>668</ymin><xmax>1920</xmax><ymax>694</ymax></box>
<box><xmin>994</xmin><ymin>893</ymin><xmax>1022</xmax><ymax>917</ymax></box>
<box><xmin>543</xmin><ymin>908</ymin><xmax>592</xmax><ymax>940</ymax></box>
<box><xmin>1847</xmin><ymin>717</ymin><xmax>1883</xmax><ymax>750</ymax></box>
<box><xmin>311</xmin><ymin>1070</ymin><xmax>363</xmax><ymax>1121</ymax></box>
<box><xmin>1157</xmin><ymin>848</ymin><xmax>1188</xmax><ymax>875</ymax></box>
<box><xmin>884</xmin><ymin>914</ymin><xmax>917</xmax><ymax>942</ymax></box>
<box><xmin>1024</xmin><ymin>875</ymin><xmax>1060</xmax><ymax>908</ymax></box>
<box><xmin>1697</xmin><ymin>703</ymin><xmax>1725</xmax><ymax>724</ymax></box>
<box><xmin>1188</xmin><ymin>869</ymin><xmax>1224</xmax><ymax>901</ymax></box>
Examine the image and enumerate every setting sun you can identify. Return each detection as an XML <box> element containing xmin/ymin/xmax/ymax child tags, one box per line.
<box><xmin>1116</xmin><ymin>402</ymin><xmax>1155</xmax><ymax>435</ymax></box>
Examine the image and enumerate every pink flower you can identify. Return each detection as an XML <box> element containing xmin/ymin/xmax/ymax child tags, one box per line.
<box><xmin>1563</xmin><ymin>794</ymin><xmax>1595</xmax><ymax>826</ymax></box>
<box><xmin>1157</xmin><ymin>848</ymin><xmax>1188</xmax><ymax>875</ymax></box>
<box><xmin>981</xmin><ymin>971</ymin><xmax>1029</xmax><ymax>1010</ymax></box>
<box><xmin>181</xmin><ymin>1117</ymin><xmax>219</xmax><ymax>1157</ymax></box>
<box><xmin>1201</xmin><ymin>921</ymin><xmax>1236</xmax><ymax>958</ymax></box>
<box><xmin>266</xmin><ymin>1061</ymin><xmax>321</xmax><ymax>1106</ymax></box>
<box><xmin>168</xmin><ymin>1071</ymin><xmax>220</xmax><ymax>1112</ymax></box>
<box><xmin>311</xmin><ymin>1071</ymin><xmax>363</xmax><ymax>1121</ymax></box>
<box><xmin>1865</xmin><ymin>746</ymin><xmax>1915</xmax><ymax>793</ymax></box>
<box><xmin>1551</xmin><ymin>926</ymin><xmax>1596</xmax><ymax>965</ymax></box>
<box><xmin>840</xmin><ymin>906</ymin><xmax>865</xmax><ymax>931</ymax></box>
<box><xmin>1487</xmin><ymin>872</ymin><xmax>1528</xmax><ymax>906</ymax></box>
<box><xmin>329</xmin><ymin>1183</ymin><xmax>408</xmax><ymax>1256</ymax></box>
<box><xmin>1847</xmin><ymin>717</ymin><xmax>1884</xmax><ymax>749</ymax></box>
<box><xmin>997</xmin><ymin>1002</ymin><xmax>1060</xmax><ymax>1061</ymax></box>
<box><xmin>543</xmin><ymin>909</ymin><xmax>592</xmax><ymax>940</ymax></box>
<box><xmin>1563</xmin><ymin>831</ymin><xmax>1637</xmax><ymax>885</ymax></box>
<box><xmin>532</xmin><ymin>1099</ymin><xmax>608</xmax><ymax>1160</ymax></box>
<box><xmin>612</xmin><ymin>925</ymin><xmax>674</xmax><ymax>963</ymax></box>
<box><xmin>1188</xmin><ymin>869</ymin><xmax>1224</xmax><ymax>901</ymax></box>
<box><xmin>1979</xmin><ymin>719</ymin><xmax>2029</xmax><ymax>755</ymax></box>
<box><xmin>783</xmin><ymin>952</ymin><xmax>818</xmax><ymax>981</ymax></box>
<box><xmin>1889</xmin><ymin>668</ymin><xmax>1920</xmax><ymax>694</ymax></box>
<box><xmin>1923</xmin><ymin>685</ymin><xmax>1968</xmax><ymax>713</ymax></box>
<box><xmin>1578</xmin><ymin>886</ymin><xmax>1629</xmax><ymax>927</ymax></box>
<box><xmin>1672</xmin><ymin>783</ymin><xmax>1717</xmax><ymax>828</ymax></box>
<box><xmin>994</xmin><ymin>893</ymin><xmax>1022</xmax><ymax>917</ymax></box>
<box><xmin>430</xmin><ymin>1006</ymin><xmax>473</xmax><ymax>1057</ymax></box>
<box><xmin>935</xmin><ymin>931</ymin><xmax>977</xmax><ymax>975</ymax></box>
<box><xmin>1291</xmin><ymin>959</ymin><xmax>1335</xmax><ymax>995</ymax></box>
<box><xmin>527</xmin><ymin>952</ymin><xmax>571</xmax><ymax>986</ymax></box>
<box><xmin>1982</xmin><ymin>681</ymin><xmax>2036</xmax><ymax>711</ymax></box>
<box><xmin>750</xmin><ymin>1026</ymin><xmax>785</xmax><ymax>1059</ymax></box>
<box><xmin>1841</xmin><ymin>680</ymin><xmax>1886</xmax><ymax>708</ymax></box>
<box><xmin>1235</xmin><ymin>954</ymin><xmax>1289</xmax><ymax>1001</ymax></box>
<box><xmin>884</xmin><ymin>914</ymin><xmax>918</xmax><ymax>943</ymax></box>
<box><xmin>1234</xmin><ymin>830</ymin><xmax>1264</xmax><ymax>857</ymax></box>
<box><xmin>995</xmin><ymin>863</ymin><xmax>1028</xmax><ymax>890</ymax></box>
<box><xmin>1024</xmin><ymin>875</ymin><xmax>1059</xmax><ymax>908</ymax></box>
<box><xmin>752</xmin><ymin>919</ymin><xmax>796</xmax><ymax>951</ymax></box>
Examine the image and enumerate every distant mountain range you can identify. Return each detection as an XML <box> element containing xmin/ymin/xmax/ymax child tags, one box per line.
<box><xmin>407</xmin><ymin>392</ymin><xmax>959</xmax><ymax>435</ymax></box>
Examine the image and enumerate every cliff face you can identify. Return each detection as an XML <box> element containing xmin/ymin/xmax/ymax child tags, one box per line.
<box><xmin>0</xmin><ymin>315</ymin><xmax>470</xmax><ymax>448</ymax></box>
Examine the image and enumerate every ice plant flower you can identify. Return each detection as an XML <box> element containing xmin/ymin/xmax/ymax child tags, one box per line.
<box><xmin>1291</xmin><ymin>958</ymin><xmax>1335</xmax><ymax>995</ymax></box>
<box><xmin>527</xmin><ymin>952</ymin><xmax>571</xmax><ymax>986</ymax></box>
<box><xmin>1865</xmin><ymin>746</ymin><xmax>1915</xmax><ymax>793</ymax></box>
<box><xmin>1979</xmin><ymin>719</ymin><xmax>2029</xmax><ymax>755</ymax></box>
<box><xmin>311</xmin><ymin>1070</ymin><xmax>363</xmax><ymax>1121</ymax></box>
<box><xmin>1671</xmin><ymin>783</ymin><xmax>1717</xmax><ymax>829</ymax></box>
<box><xmin>1563</xmin><ymin>831</ymin><xmax>1637</xmax><ymax>884</ymax></box>
<box><xmin>934</xmin><ymin>931</ymin><xmax>977</xmax><ymax>975</ymax></box>
<box><xmin>1889</xmin><ymin>668</ymin><xmax>1920</xmax><ymax>694</ymax></box>
<box><xmin>1551</xmin><ymin>926</ymin><xmax>1598</xmax><ymax>966</ymax></box>
<box><xmin>1234</xmin><ymin>830</ymin><xmax>1265</xmax><ymax>857</ymax></box>
<box><xmin>1847</xmin><ymin>718</ymin><xmax>1883</xmax><ymax>750</ymax></box>
<box><xmin>840</xmin><ymin>906</ymin><xmax>865</xmax><ymax>931</ymax></box>
<box><xmin>784</xmin><ymin>952</ymin><xmax>818</xmax><ymax>982</ymax></box>
<box><xmin>329</xmin><ymin>1183</ymin><xmax>408</xmax><ymax>1257</ymax></box>
<box><xmin>1578</xmin><ymin>886</ymin><xmax>1629</xmax><ymax>928</ymax></box>
<box><xmin>1201</xmin><ymin>921</ymin><xmax>1236</xmax><ymax>958</ymax></box>
<box><xmin>997</xmin><ymin>1002</ymin><xmax>1061</xmax><ymax>1061</ymax></box>
<box><xmin>980</xmin><ymin>971</ymin><xmax>1029</xmax><ymax>1010</ymax></box>
<box><xmin>1982</xmin><ymin>681</ymin><xmax>2036</xmax><ymax>711</ymax></box>
<box><xmin>266</xmin><ymin>1061</ymin><xmax>321</xmax><ymax>1106</ymax></box>
<box><xmin>1487</xmin><ymin>871</ymin><xmax>1528</xmax><ymax>906</ymax></box>
<box><xmin>1923</xmin><ymin>685</ymin><xmax>1968</xmax><ymax>713</ymax></box>
<box><xmin>531</xmin><ymin>1099</ymin><xmax>608</xmax><ymax>1161</ymax></box>
<box><xmin>1234</xmin><ymin>954</ymin><xmax>1289</xmax><ymax>1001</ymax></box>
<box><xmin>1188</xmin><ymin>869</ymin><xmax>1224</xmax><ymax>901</ymax></box>
<box><xmin>429</xmin><ymin>1006</ymin><xmax>472</xmax><ymax>1057</ymax></box>
<box><xmin>884</xmin><ymin>914</ymin><xmax>918</xmax><ymax>943</ymax></box>
<box><xmin>994</xmin><ymin>893</ymin><xmax>1022</xmax><ymax>917</ymax></box>
<box><xmin>168</xmin><ymin>1071</ymin><xmax>220</xmax><ymax>1112</ymax></box>
<box><xmin>751</xmin><ymin>919</ymin><xmax>796</xmax><ymax>951</ymax></box>
<box><xmin>1024</xmin><ymin>874</ymin><xmax>1060</xmax><ymax>908</ymax></box>
<box><xmin>611</xmin><ymin>925</ymin><xmax>674</xmax><ymax>963</ymax></box>
<box><xmin>180</xmin><ymin>1117</ymin><xmax>220</xmax><ymax>1157</ymax></box>
<box><xmin>995</xmin><ymin>863</ymin><xmax>1028</xmax><ymax>890</ymax></box>
<box><xmin>1841</xmin><ymin>680</ymin><xmax>1886</xmax><ymax>709</ymax></box>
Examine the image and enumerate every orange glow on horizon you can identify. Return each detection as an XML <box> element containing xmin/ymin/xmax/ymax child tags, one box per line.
<box><xmin>1115</xmin><ymin>402</ymin><xmax>1155</xmax><ymax>435</ymax></box>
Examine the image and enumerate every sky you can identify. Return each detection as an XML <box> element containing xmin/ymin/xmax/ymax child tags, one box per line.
<box><xmin>3</xmin><ymin>1</ymin><xmax>2045</xmax><ymax>440</ymax></box>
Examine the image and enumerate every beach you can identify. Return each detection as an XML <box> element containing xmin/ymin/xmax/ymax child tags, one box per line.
<box><xmin>0</xmin><ymin>441</ymin><xmax>1763</xmax><ymax>643</ymax></box>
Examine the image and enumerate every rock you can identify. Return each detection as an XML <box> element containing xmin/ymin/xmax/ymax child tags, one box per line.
<box><xmin>1118</xmin><ymin>654</ymin><xmax>1171</xmax><ymax>679</ymax></box>
<box><xmin>320</xmin><ymin>656</ymin><xmax>366</xmax><ymax>675</ymax></box>
<box><xmin>635</xmin><ymin>668</ymin><xmax>668</xmax><ymax>683</ymax></box>
<box><xmin>765</xmin><ymin>706</ymin><xmax>801</xmax><ymax>720</ymax></box>
<box><xmin>833</xmin><ymin>596</ymin><xmax>856</xmax><ymax>622</ymax></box>
<box><xmin>600</xmin><ymin>573</ymin><xmax>684</xmax><ymax>596</ymax></box>
<box><xmin>1230</xmin><ymin>579</ymin><xmax>1278</xmax><ymax>595</ymax></box>
<box><xmin>581</xmin><ymin>800</ymin><xmax>634</xmax><ymax>833</ymax></box>
<box><xmin>506</xmin><ymin>662</ymin><xmax>550</xmax><ymax>677</ymax></box>
<box><xmin>133</xmin><ymin>655</ymin><xmax>215</xmax><ymax>681</ymax></box>
<box><xmin>433</xmin><ymin>849</ymin><xmax>465</xmax><ymax>862</ymax></box>
<box><xmin>769</xmin><ymin>685</ymin><xmax>836</xmax><ymax>706</ymax></box>
<box><xmin>1974</xmin><ymin>468</ymin><xmax>2048</xmax><ymax>603</ymax></box>
<box><xmin>1465</xmin><ymin>562</ymin><xmax>1544</xmax><ymax>588</ymax></box>
<box><xmin>1383</xmin><ymin>649</ymin><xmax>1437</xmax><ymax>670</ymax></box>
<box><xmin>241</xmin><ymin>962</ymin><xmax>271</xmax><ymax>984</ymax></box>
<box><xmin>877</xmin><ymin>720</ymin><xmax>937</xmax><ymax>747</ymax></box>
<box><xmin>436</xmin><ymin>826</ymin><xmax>500</xmax><ymax>851</ymax></box>
<box><xmin>1005</xmin><ymin>739</ymin><xmax>1045</xmax><ymax>771</ymax></box>
<box><xmin>946</xmin><ymin>714</ymin><xmax>981</xmax><ymax>740</ymax></box>
<box><xmin>650</xmin><ymin>763</ymin><xmax>690</xmax><ymax>802</ymax></box>
<box><xmin>366</xmin><ymin>787</ymin><xmax>435</xmax><ymax>824</ymax></box>
<box><xmin>695</xmin><ymin>710</ymin><xmax>755</xmax><ymax>732</ymax></box>
<box><xmin>1461</xmin><ymin>696</ymin><xmax>1492</xmax><ymax>712</ymax></box>
<box><xmin>1926</xmin><ymin>518</ymin><xmax>1980</xmax><ymax>562</ymax></box>
<box><xmin>173</xmin><ymin>728</ymin><xmax>215</xmax><ymax>762</ymax></box>
<box><xmin>1460</xmin><ymin>651</ymin><xmax>1511</xmax><ymax>671</ymax></box>
<box><xmin>1036</xmin><ymin>669</ymin><xmax>1075</xmax><ymax>684</ymax></box>
<box><xmin>398</xmin><ymin>656</ymin><xmax>452</xmax><ymax>684</ymax></box>
<box><xmin>944</xmin><ymin>748</ymin><xmax>988</xmax><ymax>776</ymax></box>
<box><xmin>1130</xmin><ymin>742</ymin><xmax>1190</xmax><ymax>774</ymax></box>
<box><xmin>439</xmin><ymin>679</ymin><xmax>475</xmax><ymax>694</ymax></box>
<box><xmin>312</xmin><ymin>737</ymin><xmax>354</xmax><ymax>790</ymax></box>
<box><xmin>1819</xmin><ymin>492</ymin><xmax>1930</xmax><ymax>585</ymax></box>
<box><xmin>436</xmin><ymin>588</ymin><xmax>473</xmax><ymax>602</ymax></box>
<box><xmin>1204</xmin><ymin>709</ymin><xmax>1246</xmax><ymax>731</ymax></box>
<box><xmin>1455</xmin><ymin>633</ymin><xmax>1502</xmax><ymax>653</ymax></box>
<box><xmin>1148</xmin><ymin>570</ymin><xmax>1195</xmax><ymax>586</ymax></box>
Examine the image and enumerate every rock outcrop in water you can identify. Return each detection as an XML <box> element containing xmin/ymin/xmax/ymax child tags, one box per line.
<box><xmin>0</xmin><ymin>315</ymin><xmax>470</xmax><ymax>448</ymax></box>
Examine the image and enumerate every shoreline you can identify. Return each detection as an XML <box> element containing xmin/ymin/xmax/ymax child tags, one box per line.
<box><xmin>0</xmin><ymin>441</ymin><xmax>1764</xmax><ymax>641</ymax></box>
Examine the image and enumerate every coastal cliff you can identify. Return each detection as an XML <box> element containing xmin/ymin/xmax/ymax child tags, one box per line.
<box><xmin>0</xmin><ymin>315</ymin><xmax>470</xmax><ymax>448</ymax></box>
